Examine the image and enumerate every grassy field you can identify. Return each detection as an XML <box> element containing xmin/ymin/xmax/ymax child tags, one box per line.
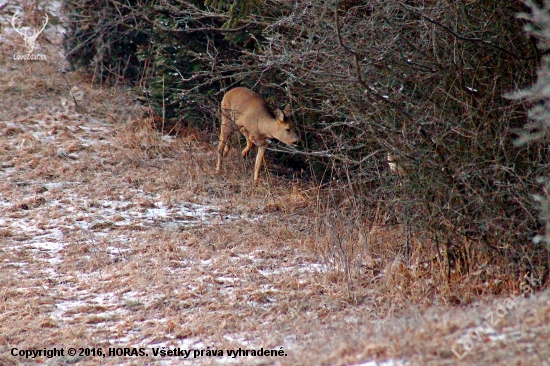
<box><xmin>1</xmin><ymin>2</ymin><xmax>550</xmax><ymax>365</ymax></box>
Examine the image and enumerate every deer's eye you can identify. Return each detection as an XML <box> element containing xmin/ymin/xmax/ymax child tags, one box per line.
<box><xmin>286</xmin><ymin>128</ymin><xmax>291</xmax><ymax>133</ymax></box>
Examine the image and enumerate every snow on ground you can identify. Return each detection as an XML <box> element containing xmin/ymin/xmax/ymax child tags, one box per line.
<box><xmin>0</xmin><ymin>106</ymin><xmax>316</xmax><ymax>364</ymax></box>
<box><xmin>2</xmin><ymin>2</ymin><xmax>550</xmax><ymax>365</ymax></box>
<box><xmin>0</xmin><ymin>30</ymin><xmax>340</xmax><ymax>361</ymax></box>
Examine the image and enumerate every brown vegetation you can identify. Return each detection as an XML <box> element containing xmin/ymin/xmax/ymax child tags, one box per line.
<box><xmin>0</xmin><ymin>1</ymin><xmax>549</xmax><ymax>365</ymax></box>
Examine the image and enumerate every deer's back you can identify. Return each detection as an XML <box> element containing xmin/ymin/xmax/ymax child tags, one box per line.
<box><xmin>222</xmin><ymin>88</ymin><xmax>273</xmax><ymax>131</ymax></box>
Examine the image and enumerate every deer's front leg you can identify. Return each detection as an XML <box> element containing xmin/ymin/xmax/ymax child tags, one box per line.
<box><xmin>240</xmin><ymin>127</ymin><xmax>254</xmax><ymax>157</ymax></box>
<box><xmin>254</xmin><ymin>145</ymin><xmax>267</xmax><ymax>183</ymax></box>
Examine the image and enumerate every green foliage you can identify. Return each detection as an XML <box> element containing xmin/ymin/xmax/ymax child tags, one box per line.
<box><xmin>63</xmin><ymin>0</ymin><xmax>269</xmax><ymax>130</ymax></box>
<box><xmin>205</xmin><ymin>0</ymin><xmax>259</xmax><ymax>28</ymax></box>
<box><xmin>137</xmin><ymin>0</ymin><xmax>269</xmax><ymax>129</ymax></box>
<box><xmin>62</xmin><ymin>0</ymin><xmax>151</xmax><ymax>81</ymax></box>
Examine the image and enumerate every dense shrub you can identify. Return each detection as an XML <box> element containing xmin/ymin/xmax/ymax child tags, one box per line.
<box><xmin>63</xmin><ymin>0</ymin><xmax>549</xmax><ymax>289</ymax></box>
<box><xmin>259</xmin><ymin>1</ymin><xmax>548</xmax><ymax>285</ymax></box>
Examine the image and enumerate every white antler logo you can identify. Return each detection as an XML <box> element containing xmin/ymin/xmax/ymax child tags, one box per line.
<box><xmin>11</xmin><ymin>13</ymin><xmax>49</xmax><ymax>54</ymax></box>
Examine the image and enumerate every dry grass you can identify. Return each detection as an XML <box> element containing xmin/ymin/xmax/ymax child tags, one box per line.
<box><xmin>0</xmin><ymin>3</ymin><xmax>549</xmax><ymax>366</ymax></box>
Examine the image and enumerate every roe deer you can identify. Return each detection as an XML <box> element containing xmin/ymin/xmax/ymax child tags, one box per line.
<box><xmin>216</xmin><ymin>87</ymin><xmax>300</xmax><ymax>182</ymax></box>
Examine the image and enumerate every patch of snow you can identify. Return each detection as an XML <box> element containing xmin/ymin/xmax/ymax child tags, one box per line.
<box><xmin>52</xmin><ymin>299</ymin><xmax>88</xmax><ymax>320</ymax></box>
<box><xmin>350</xmin><ymin>360</ymin><xmax>405</xmax><ymax>366</ymax></box>
<box><xmin>489</xmin><ymin>333</ymin><xmax>507</xmax><ymax>341</ymax></box>
<box><xmin>216</xmin><ymin>276</ymin><xmax>239</xmax><ymax>283</ymax></box>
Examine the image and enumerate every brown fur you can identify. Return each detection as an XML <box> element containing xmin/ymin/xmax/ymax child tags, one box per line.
<box><xmin>216</xmin><ymin>87</ymin><xmax>300</xmax><ymax>182</ymax></box>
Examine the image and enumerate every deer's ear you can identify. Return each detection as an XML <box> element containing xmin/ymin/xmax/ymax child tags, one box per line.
<box><xmin>274</xmin><ymin>109</ymin><xmax>285</xmax><ymax>122</ymax></box>
<box><xmin>283</xmin><ymin>104</ymin><xmax>291</xmax><ymax>116</ymax></box>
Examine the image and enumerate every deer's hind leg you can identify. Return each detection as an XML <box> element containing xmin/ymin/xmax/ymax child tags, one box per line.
<box><xmin>217</xmin><ymin>108</ymin><xmax>234</xmax><ymax>173</ymax></box>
